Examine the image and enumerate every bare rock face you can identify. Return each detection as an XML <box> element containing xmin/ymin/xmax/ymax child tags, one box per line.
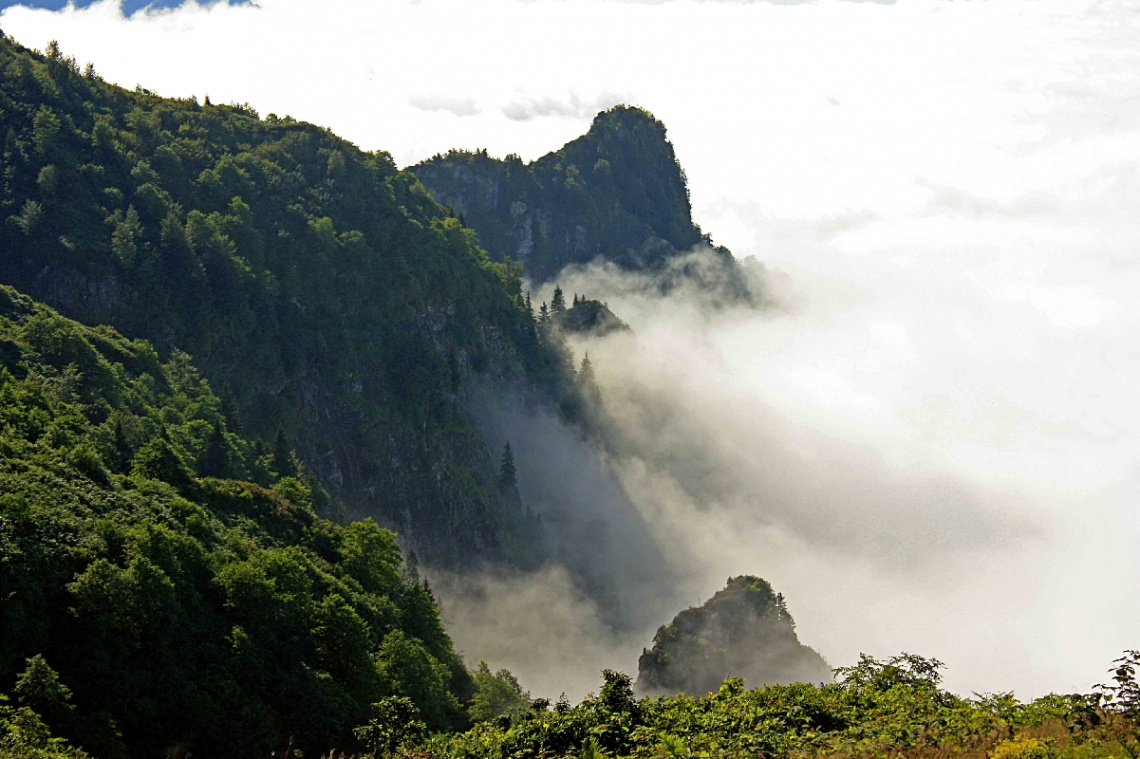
<box><xmin>637</xmin><ymin>576</ymin><xmax>832</xmax><ymax>696</ymax></box>
<box><xmin>412</xmin><ymin>106</ymin><xmax>713</xmax><ymax>284</ymax></box>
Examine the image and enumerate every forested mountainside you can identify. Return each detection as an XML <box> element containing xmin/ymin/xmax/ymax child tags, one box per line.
<box><xmin>0</xmin><ymin>285</ymin><xmax>473</xmax><ymax>756</ymax></box>
<box><xmin>0</xmin><ymin>34</ymin><xmax>580</xmax><ymax>568</ymax></box>
<box><xmin>411</xmin><ymin>107</ymin><xmax>750</xmax><ymax>298</ymax></box>
<box><xmin>636</xmin><ymin>576</ymin><xmax>832</xmax><ymax>696</ymax></box>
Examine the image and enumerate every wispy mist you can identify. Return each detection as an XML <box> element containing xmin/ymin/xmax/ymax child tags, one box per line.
<box><xmin>438</xmin><ymin>229</ymin><xmax>1138</xmax><ymax>701</ymax></box>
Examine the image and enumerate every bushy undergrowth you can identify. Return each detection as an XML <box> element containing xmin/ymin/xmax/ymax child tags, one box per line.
<box><xmin>391</xmin><ymin>655</ymin><xmax>1136</xmax><ymax>759</ymax></box>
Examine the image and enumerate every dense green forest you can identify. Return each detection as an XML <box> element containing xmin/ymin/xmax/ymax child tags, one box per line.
<box><xmin>411</xmin><ymin>107</ymin><xmax>750</xmax><ymax>300</ymax></box>
<box><xmin>0</xmin><ymin>284</ymin><xmax>493</xmax><ymax>756</ymax></box>
<box><xmin>0</xmin><ymin>32</ymin><xmax>577</xmax><ymax>569</ymax></box>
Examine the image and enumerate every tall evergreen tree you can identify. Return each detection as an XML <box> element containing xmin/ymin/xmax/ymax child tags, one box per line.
<box><xmin>579</xmin><ymin>353</ymin><xmax>595</xmax><ymax>385</ymax></box>
<box><xmin>499</xmin><ymin>442</ymin><xmax>517</xmax><ymax>490</ymax></box>
<box><xmin>199</xmin><ymin>423</ymin><xmax>230</xmax><ymax>478</ymax></box>
<box><xmin>272</xmin><ymin>426</ymin><xmax>297</xmax><ymax>478</ymax></box>
<box><xmin>539</xmin><ymin>302</ymin><xmax>549</xmax><ymax>323</ymax></box>
<box><xmin>109</xmin><ymin>416</ymin><xmax>133</xmax><ymax>473</ymax></box>
<box><xmin>550</xmin><ymin>286</ymin><xmax>566</xmax><ymax>315</ymax></box>
<box><xmin>579</xmin><ymin>353</ymin><xmax>602</xmax><ymax>410</ymax></box>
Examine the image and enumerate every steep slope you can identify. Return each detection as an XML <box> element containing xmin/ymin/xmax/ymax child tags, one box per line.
<box><xmin>0</xmin><ymin>35</ymin><xmax>572</xmax><ymax>568</ymax></box>
<box><xmin>637</xmin><ymin>576</ymin><xmax>831</xmax><ymax>696</ymax></box>
<box><xmin>0</xmin><ymin>284</ymin><xmax>470</xmax><ymax>756</ymax></box>
<box><xmin>411</xmin><ymin>106</ymin><xmax>749</xmax><ymax>297</ymax></box>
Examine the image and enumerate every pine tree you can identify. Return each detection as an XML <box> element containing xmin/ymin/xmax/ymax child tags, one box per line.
<box><xmin>525</xmin><ymin>292</ymin><xmax>533</xmax><ymax>319</ymax></box>
<box><xmin>579</xmin><ymin>353</ymin><xmax>595</xmax><ymax>385</ymax></box>
<box><xmin>539</xmin><ymin>302</ymin><xmax>549</xmax><ymax>323</ymax></box>
<box><xmin>499</xmin><ymin>442</ymin><xmax>517</xmax><ymax>490</ymax></box>
<box><xmin>272</xmin><ymin>426</ymin><xmax>297</xmax><ymax>478</ymax></box>
<box><xmin>550</xmin><ymin>286</ymin><xmax>566</xmax><ymax>315</ymax></box>
<box><xmin>403</xmin><ymin>549</ymin><xmax>420</xmax><ymax>582</ymax></box>
<box><xmin>775</xmin><ymin>592</ymin><xmax>796</xmax><ymax>631</ymax></box>
<box><xmin>109</xmin><ymin>416</ymin><xmax>133</xmax><ymax>473</ymax></box>
<box><xmin>199</xmin><ymin>423</ymin><xmax>230</xmax><ymax>478</ymax></box>
<box><xmin>219</xmin><ymin>391</ymin><xmax>241</xmax><ymax>433</ymax></box>
<box><xmin>579</xmin><ymin>353</ymin><xmax>602</xmax><ymax>409</ymax></box>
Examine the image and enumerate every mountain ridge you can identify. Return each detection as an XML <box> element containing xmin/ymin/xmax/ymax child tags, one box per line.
<box><xmin>411</xmin><ymin>106</ymin><xmax>750</xmax><ymax>301</ymax></box>
<box><xmin>0</xmin><ymin>32</ymin><xmax>579</xmax><ymax>569</ymax></box>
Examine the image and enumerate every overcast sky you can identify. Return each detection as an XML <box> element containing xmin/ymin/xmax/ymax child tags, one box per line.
<box><xmin>1</xmin><ymin>0</ymin><xmax>1138</xmax><ymax>699</ymax></box>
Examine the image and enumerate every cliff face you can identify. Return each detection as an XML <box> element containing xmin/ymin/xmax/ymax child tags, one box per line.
<box><xmin>0</xmin><ymin>35</ymin><xmax>571</xmax><ymax>569</ymax></box>
<box><xmin>637</xmin><ymin>576</ymin><xmax>832</xmax><ymax>696</ymax></box>
<box><xmin>412</xmin><ymin>106</ymin><xmax>743</xmax><ymax>288</ymax></box>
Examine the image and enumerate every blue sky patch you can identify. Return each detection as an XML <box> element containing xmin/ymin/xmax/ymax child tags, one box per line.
<box><xmin>0</xmin><ymin>0</ymin><xmax>249</xmax><ymax>14</ymax></box>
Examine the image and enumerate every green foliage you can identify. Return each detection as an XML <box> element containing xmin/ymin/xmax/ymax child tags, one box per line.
<box><xmin>0</xmin><ymin>691</ymin><xmax>85</xmax><ymax>759</ymax></box>
<box><xmin>355</xmin><ymin>696</ymin><xmax>428</xmax><ymax>758</ymax></box>
<box><xmin>992</xmin><ymin>736</ymin><xmax>1054</xmax><ymax>759</ymax></box>
<box><xmin>1097</xmin><ymin>650</ymin><xmax>1140</xmax><ymax>758</ymax></box>
<box><xmin>422</xmin><ymin>656</ymin><xmax>1132</xmax><ymax>759</ymax></box>
<box><xmin>0</xmin><ymin>288</ymin><xmax>469</xmax><ymax>756</ymax></box>
<box><xmin>0</xmin><ymin>33</ymin><xmax>576</xmax><ymax>569</ymax></box>
<box><xmin>469</xmin><ymin>662</ymin><xmax>531</xmax><ymax>724</ymax></box>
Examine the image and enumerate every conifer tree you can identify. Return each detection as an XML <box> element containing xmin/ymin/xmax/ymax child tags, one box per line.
<box><xmin>539</xmin><ymin>302</ymin><xmax>549</xmax><ymax>323</ymax></box>
<box><xmin>499</xmin><ymin>442</ymin><xmax>517</xmax><ymax>490</ymax></box>
<box><xmin>199</xmin><ymin>423</ymin><xmax>230</xmax><ymax>478</ymax></box>
<box><xmin>579</xmin><ymin>353</ymin><xmax>595</xmax><ymax>385</ymax></box>
<box><xmin>550</xmin><ymin>286</ymin><xmax>566</xmax><ymax>315</ymax></box>
<box><xmin>109</xmin><ymin>416</ymin><xmax>133</xmax><ymax>473</ymax></box>
<box><xmin>272</xmin><ymin>426</ymin><xmax>297</xmax><ymax>478</ymax></box>
<box><xmin>579</xmin><ymin>353</ymin><xmax>602</xmax><ymax>409</ymax></box>
<box><xmin>775</xmin><ymin>592</ymin><xmax>796</xmax><ymax>631</ymax></box>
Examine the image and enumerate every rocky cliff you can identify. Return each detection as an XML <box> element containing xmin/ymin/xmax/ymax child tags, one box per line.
<box><xmin>637</xmin><ymin>576</ymin><xmax>832</xmax><ymax>695</ymax></box>
<box><xmin>412</xmin><ymin>106</ymin><xmax>749</xmax><ymax>300</ymax></box>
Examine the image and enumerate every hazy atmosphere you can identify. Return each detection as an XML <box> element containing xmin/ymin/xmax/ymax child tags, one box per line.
<box><xmin>4</xmin><ymin>0</ymin><xmax>1138</xmax><ymax>701</ymax></box>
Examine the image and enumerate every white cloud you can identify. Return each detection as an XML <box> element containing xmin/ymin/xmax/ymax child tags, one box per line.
<box><xmin>501</xmin><ymin>89</ymin><xmax>632</xmax><ymax>121</ymax></box>
<box><xmin>408</xmin><ymin>92</ymin><xmax>482</xmax><ymax>117</ymax></box>
<box><xmin>2</xmin><ymin>0</ymin><xmax>1139</xmax><ymax>700</ymax></box>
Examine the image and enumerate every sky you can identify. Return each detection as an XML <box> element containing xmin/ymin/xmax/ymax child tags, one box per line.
<box><xmin>1</xmin><ymin>0</ymin><xmax>1138</xmax><ymax>700</ymax></box>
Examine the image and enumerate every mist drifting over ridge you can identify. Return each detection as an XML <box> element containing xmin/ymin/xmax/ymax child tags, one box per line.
<box><xmin>436</xmin><ymin>247</ymin><xmax>1065</xmax><ymax>703</ymax></box>
<box><xmin>3</xmin><ymin>0</ymin><xmax>1138</xmax><ymax>703</ymax></box>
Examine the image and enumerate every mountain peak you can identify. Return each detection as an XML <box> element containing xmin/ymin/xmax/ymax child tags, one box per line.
<box><xmin>636</xmin><ymin>576</ymin><xmax>832</xmax><ymax>696</ymax></box>
<box><xmin>411</xmin><ymin>107</ymin><xmax>711</xmax><ymax>284</ymax></box>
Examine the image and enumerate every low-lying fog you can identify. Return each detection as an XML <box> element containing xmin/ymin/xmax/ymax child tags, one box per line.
<box><xmin>438</xmin><ymin>224</ymin><xmax>1138</xmax><ymax>702</ymax></box>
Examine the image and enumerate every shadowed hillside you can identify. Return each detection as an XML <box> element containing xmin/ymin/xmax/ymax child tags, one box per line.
<box><xmin>412</xmin><ymin>106</ymin><xmax>750</xmax><ymax>301</ymax></box>
<box><xmin>0</xmin><ymin>33</ymin><xmax>580</xmax><ymax>569</ymax></box>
